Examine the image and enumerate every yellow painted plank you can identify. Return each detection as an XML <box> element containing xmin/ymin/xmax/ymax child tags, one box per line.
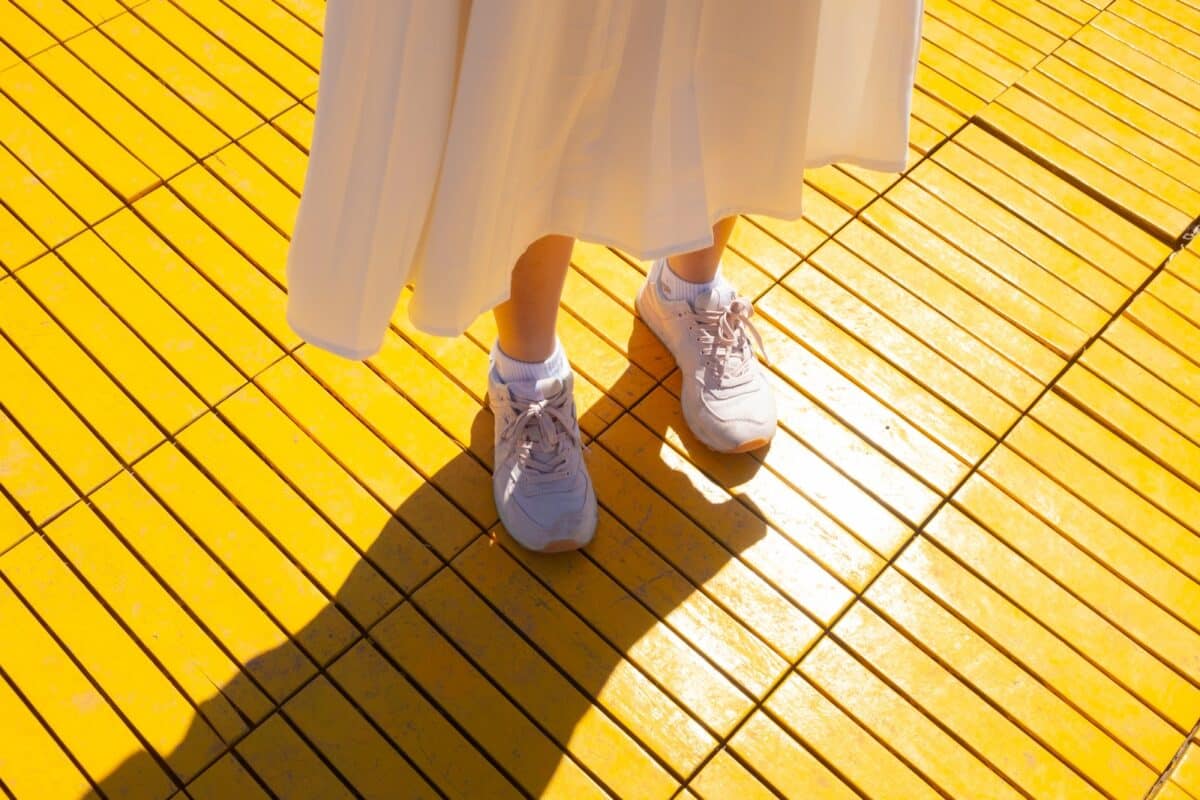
<box><xmin>31</xmin><ymin>44</ymin><xmax>193</xmax><ymax>179</ymax></box>
<box><xmin>1057</xmin><ymin>364</ymin><xmax>1200</xmax><ymax>486</ymax></box>
<box><xmin>220</xmin><ymin>0</ymin><xmax>322</xmax><ymax>69</ymax></box>
<box><xmin>0</xmin><ymin>204</ymin><xmax>44</xmax><ymax>271</ymax></box>
<box><xmin>1</xmin><ymin>63</ymin><xmax>158</xmax><ymax>201</ymax></box>
<box><xmin>835</xmin><ymin>217</ymin><xmax>1064</xmax><ymax>383</ymax></box>
<box><xmin>252</xmin><ymin>356</ymin><xmax>478</xmax><ymax>559</ymax></box>
<box><xmin>237</xmin><ymin>123</ymin><xmax>307</xmax><ymax>194</ymax></box>
<box><xmin>133</xmin><ymin>187</ymin><xmax>296</xmax><ymax>350</ymax></box>
<box><xmin>925</xmin><ymin>501</ymin><xmax>1200</xmax><ymax>735</ymax></box>
<box><xmin>7</xmin><ymin>0</ymin><xmax>88</xmax><ymax>40</ymax></box>
<box><xmin>808</xmin><ymin>237</ymin><xmax>1045</xmax><ymax>410</ymax></box>
<box><xmin>92</xmin><ymin>210</ymin><xmax>283</xmax><ymax>377</ymax></box>
<box><xmin>902</xmin><ymin>529</ymin><xmax>1182</xmax><ymax>766</ymax></box>
<box><xmin>203</xmin><ymin>142</ymin><xmax>298</xmax><ymax>233</ymax></box>
<box><xmin>867</xmin><ymin>567</ymin><xmax>1157</xmax><ymax>797</ymax></box>
<box><xmin>687</xmin><ymin>749</ymin><xmax>778</xmax><ymax>800</ymax></box>
<box><xmin>886</xmin><ymin>178</ymin><xmax>1114</xmax><ymax>331</ymax></box>
<box><xmin>931</xmin><ymin>138</ymin><xmax>1157</xmax><ymax>285</ymax></box>
<box><xmin>176</xmin><ymin>411</ymin><xmax>400</xmax><ymax>630</ymax></box>
<box><xmin>294</xmin><ymin>344</ymin><xmax>496</xmax><ymax>529</ymax></box>
<box><xmin>907</xmin><ymin>159</ymin><xmax>1136</xmax><ymax>307</ymax></box>
<box><xmin>235</xmin><ymin>713</ymin><xmax>354</xmax><ymax>800</ymax></box>
<box><xmin>966</xmin><ymin>454</ymin><xmax>1200</xmax><ymax>688</ymax></box>
<box><xmin>1017</xmin><ymin>67</ymin><xmax>1200</xmax><ymax>193</ymax></box>
<box><xmin>0</xmin><ymin>392</ymin><xmax>92</xmax><ymax>525</ymax></box>
<box><xmin>500</xmin><ymin>520</ymin><xmax>784</xmax><ymax>704</ymax></box>
<box><xmin>835</xmin><ymin>603</ymin><xmax>1105</xmax><ymax>799</ymax></box>
<box><xmin>925</xmin><ymin>0</ymin><xmax>1047</xmax><ymax>67</ymax></box>
<box><xmin>1104</xmin><ymin>316</ymin><xmax>1200</xmax><ymax>406</ymax></box>
<box><xmin>135</xmin><ymin>440</ymin><xmax>358</xmax><ymax>667</ymax></box>
<box><xmin>171</xmin><ymin>0</ymin><xmax>315</xmax><ymax>98</ymax></box>
<box><xmin>0</xmin><ymin>668</ymin><xmax>95</xmax><ymax>799</ymax></box>
<box><xmin>169</xmin><ymin>164</ymin><xmax>287</xmax><ymax>283</ymax></box>
<box><xmin>755</xmin><ymin>307</ymin><xmax>969</xmax><ymax>493</ymax></box>
<box><xmin>727</xmin><ymin>711</ymin><xmax>858</xmax><ymax>800</ymax></box>
<box><xmin>0</xmin><ymin>268</ymin><xmax>162</xmax><ymax>463</ymax></box>
<box><xmin>186</xmin><ymin>754</ymin><xmax>269</xmax><ymax>800</ymax></box>
<box><xmin>1031</xmin><ymin>392</ymin><xmax>1200</xmax><ymax>535</ymax></box>
<box><xmin>1161</xmin><ymin>780</ymin><xmax>1200</xmax><ymax>800</ymax></box>
<box><xmin>329</xmin><ymin>640</ymin><xmax>525</xmax><ymax>800</ymax></box>
<box><xmin>862</xmin><ymin>198</ymin><xmax>1089</xmax><ymax>357</ymax></box>
<box><xmin>1037</xmin><ymin>54</ymin><xmax>1200</xmax><ymax>182</ymax></box>
<box><xmin>3</xmin><ymin>529</ymin><xmax>224</xmax><ymax>783</ymax></box>
<box><xmin>0</xmin><ymin>557</ymin><xmax>175</xmax><ymax>799</ymax></box>
<box><xmin>100</xmin><ymin>11</ymin><xmax>260</xmax><ymax>139</ymax></box>
<box><xmin>1054</xmin><ymin>37</ymin><xmax>1200</xmax><ymax>140</ymax></box>
<box><xmin>1173</xmin><ymin>743</ymin><xmax>1200</xmax><ymax>798</ymax></box>
<box><xmin>421</xmin><ymin>550</ymin><xmax>690</xmax><ymax>792</ymax></box>
<box><xmin>371</xmin><ymin>602</ymin><xmax>610</xmax><ymax>800</ymax></box>
<box><xmin>981</xmin><ymin>94</ymin><xmax>1191</xmax><ymax>239</ymax></box>
<box><xmin>56</xmin><ymin>229</ymin><xmax>244</xmax><ymax>406</ymax></box>
<box><xmin>919</xmin><ymin>34</ymin><xmax>1007</xmax><ymax>100</ymax></box>
<box><xmin>90</xmin><ymin>471</ymin><xmax>316</xmax><ymax>704</ymax></box>
<box><xmin>39</xmin><ymin>0</ymin><xmax>124</xmax><ymax>25</ymax></box>
<box><xmin>48</xmin><ymin>499</ymin><xmax>268</xmax><ymax>742</ymax></box>
<box><xmin>270</xmin><ymin>102</ymin><xmax>314</xmax><ymax>151</ymax></box>
<box><xmin>215</xmin><ymin>383</ymin><xmax>441</xmax><ymax>592</ymax></box>
<box><xmin>768</xmin><ymin>672</ymin><xmax>943</xmax><ymax>800</ymax></box>
<box><xmin>561</xmin><ymin>265</ymin><xmax>672</xmax><ymax>379</ymax></box>
<box><xmin>284</xmin><ymin>676</ymin><xmax>440</xmax><ymax>799</ymax></box>
<box><xmin>0</xmin><ymin>0</ymin><xmax>54</xmax><ymax>57</ymax></box>
<box><xmin>630</xmin><ymin>384</ymin><xmax>896</xmax><ymax>584</ymax></box>
<box><xmin>0</xmin><ymin>141</ymin><xmax>85</xmax><ymax>266</ymax></box>
<box><xmin>800</xmin><ymin>637</ymin><xmax>1026</xmax><ymax>800</ymax></box>
<box><xmin>1080</xmin><ymin>339</ymin><xmax>1200</xmax><ymax>448</ymax></box>
<box><xmin>759</xmin><ymin>283</ymin><xmax>996</xmax><ymax>465</ymax></box>
<box><xmin>1151</xmin><ymin>271</ymin><xmax>1200</xmax><ymax>329</ymax></box>
<box><xmin>62</xmin><ymin>27</ymin><xmax>228</xmax><ymax>159</ymax></box>
<box><xmin>920</xmin><ymin>14</ymin><xmax>1028</xmax><ymax>86</ymax></box>
<box><xmin>952</xmin><ymin>123</ymin><xmax>1168</xmax><ymax>267</ymax></box>
<box><xmin>1127</xmin><ymin>291</ymin><xmax>1200</xmax><ymax>365</ymax></box>
<box><xmin>1092</xmin><ymin>9</ymin><xmax>1200</xmax><ymax>84</ymax></box>
<box><xmin>271</xmin><ymin>0</ymin><xmax>323</xmax><ymax>32</ymax></box>
<box><xmin>127</xmin><ymin>0</ymin><xmax>291</xmax><ymax>119</ymax></box>
<box><xmin>915</xmin><ymin>58</ymin><xmax>989</xmax><ymax>119</ymax></box>
<box><xmin>19</xmin><ymin>251</ymin><xmax>207</xmax><ymax>435</ymax></box>
<box><xmin>784</xmin><ymin>261</ymin><xmax>1019</xmax><ymax>437</ymax></box>
<box><xmin>0</xmin><ymin>491</ymin><xmax>31</xmax><ymax>555</ymax></box>
<box><xmin>0</xmin><ymin>94</ymin><xmax>120</xmax><ymax>226</ymax></box>
<box><xmin>590</xmin><ymin>424</ymin><xmax>826</xmax><ymax>656</ymax></box>
<box><xmin>960</xmin><ymin>0</ymin><xmax>1080</xmax><ymax>44</ymax></box>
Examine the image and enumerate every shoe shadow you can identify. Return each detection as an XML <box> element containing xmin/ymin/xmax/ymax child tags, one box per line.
<box><xmin>88</xmin><ymin>336</ymin><xmax>783</xmax><ymax>799</ymax></box>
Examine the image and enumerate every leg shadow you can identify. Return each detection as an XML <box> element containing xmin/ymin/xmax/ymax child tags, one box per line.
<box><xmin>87</xmin><ymin>337</ymin><xmax>785</xmax><ymax>800</ymax></box>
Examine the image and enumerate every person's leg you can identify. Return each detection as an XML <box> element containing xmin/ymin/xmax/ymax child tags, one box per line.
<box><xmin>636</xmin><ymin>213</ymin><xmax>777</xmax><ymax>453</ymax></box>
<box><xmin>666</xmin><ymin>215</ymin><xmax>737</xmax><ymax>283</ymax></box>
<box><xmin>492</xmin><ymin>233</ymin><xmax>574</xmax><ymax>362</ymax></box>
<box><xmin>489</xmin><ymin>233</ymin><xmax>595</xmax><ymax>553</ymax></box>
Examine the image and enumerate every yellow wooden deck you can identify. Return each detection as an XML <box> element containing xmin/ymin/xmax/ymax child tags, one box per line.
<box><xmin>2</xmin><ymin>1</ymin><xmax>1200</xmax><ymax>798</ymax></box>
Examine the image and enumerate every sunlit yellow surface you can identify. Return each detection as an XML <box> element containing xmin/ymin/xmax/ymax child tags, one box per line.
<box><xmin>1</xmin><ymin>1</ymin><xmax>1199</xmax><ymax>798</ymax></box>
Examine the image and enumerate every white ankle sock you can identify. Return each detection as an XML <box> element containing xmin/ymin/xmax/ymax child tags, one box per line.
<box><xmin>661</xmin><ymin>257</ymin><xmax>731</xmax><ymax>305</ymax></box>
<box><xmin>491</xmin><ymin>337</ymin><xmax>570</xmax><ymax>384</ymax></box>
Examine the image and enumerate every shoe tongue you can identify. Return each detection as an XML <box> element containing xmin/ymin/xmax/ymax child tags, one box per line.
<box><xmin>509</xmin><ymin>375</ymin><xmax>565</xmax><ymax>403</ymax></box>
<box><xmin>691</xmin><ymin>285</ymin><xmax>735</xmax><ymax>313</ymax></box>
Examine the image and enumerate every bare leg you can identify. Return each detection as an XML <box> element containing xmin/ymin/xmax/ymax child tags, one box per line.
<box><xmin>666</xmin><ymin>215</ymin><xmax>737</xmax><ymax>282</ymax></box>
<box><xmin>492</xmin><ymin>234</ymin><xmax>574</xmax><ymax>361</ymax></box>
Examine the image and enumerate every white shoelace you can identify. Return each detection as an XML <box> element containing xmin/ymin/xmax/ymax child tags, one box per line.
<box><xmin>499</xmin><ymin>393</ymin><xmax>581</xmax><ymax>482</ymax></box>
<box><xmin>689</xmin><ymin>296</ymin><xmax>770</xmax><ymax>387</ymax></box>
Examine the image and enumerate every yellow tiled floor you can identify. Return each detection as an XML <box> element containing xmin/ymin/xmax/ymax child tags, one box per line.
<box><xmin>2</xmin><ymin>1</ymin><xmax>1199</xmax><ymax>798</ymax></box>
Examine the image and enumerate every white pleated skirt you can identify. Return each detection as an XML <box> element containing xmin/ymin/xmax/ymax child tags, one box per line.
<box><xmin>285</xmin><ymin>0</ymin><xmax>925</xmax><ymax>360</ymax></box>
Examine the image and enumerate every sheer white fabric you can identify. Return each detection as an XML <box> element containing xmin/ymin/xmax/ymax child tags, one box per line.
<box><xmin>286</xmin><ymin>0</ymin><xmax>925</xmax><ymax>359</ymax></box>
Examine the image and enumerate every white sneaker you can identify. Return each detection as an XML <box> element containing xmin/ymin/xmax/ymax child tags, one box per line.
<box><xmin>635</xmin><ymin>256</ymin><xmax>777</xmax><ymax>453</ymax></box>
<box><xmin>487</xmin><ymin>362</ymin><xmax>597</xmax><ymax>552</ymax></box>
